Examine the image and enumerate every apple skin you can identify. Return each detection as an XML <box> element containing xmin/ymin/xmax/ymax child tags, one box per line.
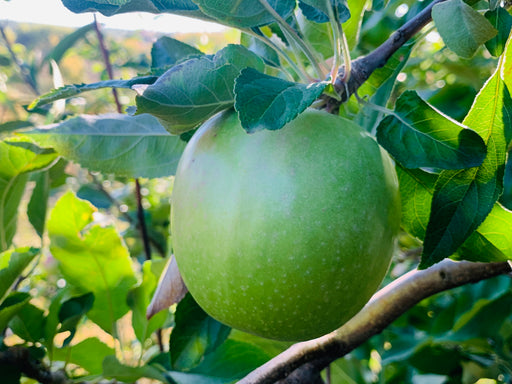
<box><xmin>171</xmin><ymin>109</ymin><xmax>401</xmax><ymax>341</ymax></box>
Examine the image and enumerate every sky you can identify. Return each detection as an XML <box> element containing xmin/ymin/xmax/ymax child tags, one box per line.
<box><xmin>0</xmin><ymin>0</ymin><xmax>226</xmax><ymax>33</ymax></box>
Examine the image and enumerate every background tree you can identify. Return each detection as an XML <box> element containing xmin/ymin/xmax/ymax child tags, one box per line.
<box><xmin>1</xmin><ymin>0</ymin><xmax>512</xmax><ymax>383</ymax></box>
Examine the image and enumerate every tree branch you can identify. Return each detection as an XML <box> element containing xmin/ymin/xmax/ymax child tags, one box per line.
<box><xmin>239</xmin><ymin>259</ymin><xmax>512</xmax><ymax>384</ymax></box>
<box><xmin>329</xmin><ymin>0</ymin><xmax>447</xmax><ymax>109</ymax></box>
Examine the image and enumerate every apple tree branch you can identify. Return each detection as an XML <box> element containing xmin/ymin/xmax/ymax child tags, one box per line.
<box><xmin>239</xmin><ymin>259</ymin><xmax>512</xmax><ymax>384</ymax></box>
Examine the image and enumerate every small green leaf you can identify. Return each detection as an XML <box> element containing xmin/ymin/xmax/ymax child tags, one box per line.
<box><xmin>396</xmin><ymin>167</ymin><xmax>437</xmax><ymax>241</ymax></box>
<box><xmin>8</xmin><ymin>303</ymin><xmax>45</xmax><ymax>343</ymax></box>
<box><xmin>28</xmin><ymin>76</ymin><xmax>157</xmax><ymax>110</ymax></box>
<box><xmin>352</xmin><ymin>43</ymin><xmax>412</xmax><ymax>132</ymax></box>
<box><xmin>0</xmin><ymin>248</ymin><xmax>38</xmax><ymax>302</ymax></box>
<box><xmin>298</xmin><ymin>0</ymin><xmax>351</xmax><ymax>24</ymax></box>
<box><xmin>377</xmin><ymin>91</ymin><xmax>487</xmax><ymax>170</ymax></box>
<box><xmin>26</xmin><ymin>113</ymin><xmax>186</xmax><ymax>179</ymax></box>
<box><xmin>127</xmin><ymin>259</ymin><xmax>169</xmax><ymax>344</ymax></box>
<box><xmin>47</xmin><ymin>191</ymin><xmax>137</xmax><ymax>333</ymax></box>
<box><xmin>103</xmin><ymin>355</ymin><xmax>168</xmax><ymax>382</ymax></box>
<box><xmin>345</xmin><ymin>0</ymin><xmax>369</xmax><ymax>49</ymax></box>
<box><xmin>192</xmin><ymin>0</ymin><xmax>295</xmax><ymax>28</ymax></box>
<box><xmin>41</xmin><ymin>23</ymin><xmax>95</xmax><ymax>66</ymax></box>
<box><xmin>52</xmin><ymin>338</ymin><xmax>114</xmax><ymax>375</ymax></box>
<box><xmin>485</xmin><ymin>8</ymin><xmax>512</xmax><ymax>57</ymax></box>
<box><xmin>432</xmin><ymin>0</ymin><xmax>497</xmax><ymax>58</ymax></box>
<box><xmin>0</xmin><ymin>292</ymin><xmax>30</xmax><ymax>331</ymax></box>
<box><xmin>27</xmin><ymin>171</ymin><xmax>50</xmax><ymax>238</ymax></box>
<box><xmin>421</xmin><ymin>67</ymin><xmax>512</xmax><ymax>268</ymax></box>
<box><xmin>234</xmin><ymin>68</ymin><xmax>327</xmax><ymax>133</ymax></box>
<box><xmin>170</xmin><ymin>294</ymin><xmax>231</xmax><ymax>371</ymax></box>
<box><xmin>136</xmin><ymin>44</ymin><xmax>265</xmax><ymax>134</ymax></box>
<box><xmin>151</xmin><ymin>36</ymin><xmax>203</xmax><ymax>71</ymax></box>
<box><xmin>459</xmin><ymin>203</ymin><xmax>512</xmax><ymax>262</ymax></box>
<box><xmin>191</xmin><ymin>339</ymin><xmax>271</xmax><ymax>380</ymax></box>
<box><xmin>58</xmin><ymin>292</ymin><xmax>95</xmax><ymax>346</ymax></box>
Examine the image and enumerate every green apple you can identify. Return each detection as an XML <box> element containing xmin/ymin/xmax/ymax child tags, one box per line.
<box><xmin>171</xmin><ymin>109</ymin><xmax>401</xmax><ymax>341</ymax></box>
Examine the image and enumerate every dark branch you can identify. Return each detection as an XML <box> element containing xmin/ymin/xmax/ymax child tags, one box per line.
<box><xmin>0</xmin><ymin>346</ymin><xmax>68</xmax><ymax>384</ymax></box>
<box><xmin>330</xmin><ymin>0</ymin><xmax>447</xmax><ymax>109</ymax></box>
<box><xmin>239</xmin><ymin>260</ymin><xmax>512</xmax><ymax>384</ymax></box>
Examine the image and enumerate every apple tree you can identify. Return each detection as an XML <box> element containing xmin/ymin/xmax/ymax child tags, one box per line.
<box><xmin>1</xmin><ymin>0</ymin><xmax>512</xmax><ymax>383</ymax></box>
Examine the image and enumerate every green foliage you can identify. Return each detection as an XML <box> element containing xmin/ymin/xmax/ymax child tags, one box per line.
<box><xmin>1</xmin><ymin>0</ymin><xmax>512</xmax><ymax>383</ymax></box>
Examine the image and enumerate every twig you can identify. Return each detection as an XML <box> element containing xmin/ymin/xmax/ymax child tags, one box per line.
<box><xmin>135</xmin><ymin>179</ymin><xmax>152</xmax><ymax>261</ymax></box>
<box><xmin>0</xmin><ymin>25</ymin><xmax>39</xmax><ymax>94</ymax></box>
<box><xmin>330</xmin><ymin>0</ymin><xmax>447</xmax><ymax>106</ymax></box>
<box><xmin>0</xmin><ymin>346</ymin><xmax>68</xmax><ymax>384</ymax></box>
<box><xmin>92</xmin><ymin>15</ymin><xmax>122</xmax><ymax>113</ymax></box>
<box><xmin>239</xmin><ymin>259</ymin><xmax>512</xmax><ymax>384</ymax></box>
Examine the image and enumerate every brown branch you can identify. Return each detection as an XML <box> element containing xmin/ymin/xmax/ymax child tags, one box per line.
<box><xmin>93</xmin><ymin>15</ymin><xmax>122</xmax><ymax>113</ymax></box>
<box><xmin>330</xmin><ymin>0</ymin><xmax>447</xmax><ymax>108</ymax></box>
<box><xmin>239</xmin><ymin>259</ymin><xmax>512</xmax><ymax>384</ymax></box>
<box><xmin>0</xmin><ymin>346</ymin><xmax>68</xmax><ymax>384</ymax></box>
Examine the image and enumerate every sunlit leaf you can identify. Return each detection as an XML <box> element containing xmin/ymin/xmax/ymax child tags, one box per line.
<box><xmin>0</xmin><ymin>248</ymin><xmax>39</xmax><ymax>303</ymax></box>
<box><xmin>421</xmin><ymin>66</ymin><xmax>512</xmax><ymax>268</ymax></box>
<box><xmin>47</xmin><ymin>191</ymin><xmax>137</xmax><ymax>333</ymax></box>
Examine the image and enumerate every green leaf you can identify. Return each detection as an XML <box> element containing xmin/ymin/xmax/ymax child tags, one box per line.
<box><xmin>432</xmin><ymin>0</ymin><xmax>497</xmax><ymax>58</ymax></box>
<box><xmin>353</xmin><ymin>43</ymin><xmax>412</xmax><ymax>132</ymax></box>
<box><xmin>458</xmin><ymin>203</ymin><xmax>512</xmax><ymax>262</ymax></box>
<box><xmin>136</xmin><ymin>44</ymin><xmax>265</xmax><ymax>134</ymax></box>
<box><xmin>127</xmin><ymin>259</ymin><xmax>169</xmax><ymax>344</ymax></box>
<box><xmin>103</xmin><ymin>355</ymin><xmax>168</xmax><ymax>382</ymax></box>
<box><xmin>396</xmin><ymin>167</ymin><xmax>437</xmax><ymax>241</ymax></box>
<box><xmin>191</xmin><ymin>339</ymin><xmax>271</xmax><ymax>381</ymax></box>
<box><xmin>58</xmin><ymin>292</ymin><xmax>95</xmax><ymax>346</ymax></box>
<box><xmin>0</xmin><ymin>248</ymin><xmax>38</xmax><ymax>302</ymax></box>
<box><xmin>0</xmin><ymin>292</ymin><xmax>30</xmax><ymax>331</ymax></box>
<box><xmin>170</xmin><ymin>294</ymin><xmax>231</xmax><ymax>371</ymax></box>
<box><xmin>234</xmin><ymin>68</ymin><xmax>327</xmax><ymax>133</ymax></box>
<box><xmin>27</xmin><ymin>171</ymin><xmax>50</xmax><ymax>238</ymax></box>
<box><xmin>344</xmin><ymin>0</ymin><xmax>370</xmax><ymax>50</ymax></box>
<box><xmin>421</xmin><ymin>67</ymin><xmax>512</xmax><ymax>268</ymax></box>
<box><xmin>47</xmin><ymin>191</ymin><xmax>137</xmax><ymax>333</ymax></box>
<box><xmin>52</xmin><ymin>338</ymin><xmax>114</xmax><ymax>375</ymax></box>
<box><xmin>28</xmin><ymin>76</ymin><xmax>157</xmax><ymax>110</ymax></box>
<box><xmin>377</xmin><ymin>91</ymin><xmax>487</xmax><ymax>170</ymax></box>
<box><xmin>240</xmin><ymin>32</ymin><xmax>280</xmax><ymax>67</ymax></box>
<box><xmin>298</xmin><ymin>0</ymin><xmax>351</xmax><ymax>24</ymax></box>
<box><xmin>61</xmin><ymin>0</ymin><xmax>209</xmax><ymax>19</ymax></box>
<box><xmin>485</xmin><ymin>8</ymin><xmax>512</xmax><ymax>57</ymax></box>
<box><xmin>151</xmin><ymin>36</ymin><xmax>203</xmax><ymax>70</ymax></box>
<box><xmin>41</xmin><ymin>23</ymin><xmax>96</xmax><ymax>66</ymax></box>
<box><xmin>8</xmin><ymin>303</ymin><xmax>45</xmax><ymax>343</ymax></box>
<box><xmin>25</xmin><ymin>113</ymin><xmax>186</xmax><ymax>179</ymax></box>
<box><xmin>191</xmin><ymin>0</ymin><xmax>296</xmax><ymax>28</ymax></box>
<box><xmin>0</xmin><ymin>138</ymin><xmax>58</xmax><ymax>250</ymax></box>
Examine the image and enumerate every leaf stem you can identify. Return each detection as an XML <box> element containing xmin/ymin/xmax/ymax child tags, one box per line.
<box><xmin>256</xmin><ymin>0</ymin><xmax>327</xmax><ymax>80</ymax></box>
<box><xmin>244</xmin><ymin>28</ymin><xmax>307</xmax><ymax>82</ymax></box>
